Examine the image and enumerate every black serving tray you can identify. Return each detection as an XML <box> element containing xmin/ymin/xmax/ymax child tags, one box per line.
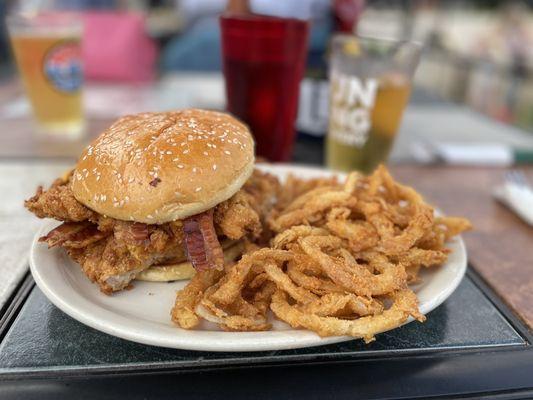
<box><xmin>0</xmin><ymin>267</ymin><xmax>532</xmax><ymax>400</ymax></box>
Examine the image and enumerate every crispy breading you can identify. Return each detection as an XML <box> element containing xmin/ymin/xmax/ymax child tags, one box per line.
<box><xmin>214</xmin><ymin>191</ymin><xmax>261</xmax><ymax>240</ymax></box>
<box><xmin>172</xmin><ymin>166</ymin><xmax>471</xmax><ymax>341</ymax></box>
<box><xmin>276</xmin><ymin>174</ymin><xmax>340</xmax><ymax>210</ymax></box>
<box><xmin>25</xmin><ymin>180</ymin><xmax>95</xmax><ymax>222</ymax></box>
<box><xmin>27</xmin><ymin>169</ymin><xmax>279</xmax><ymax>293</ymax></box>
<box><xmin>39</xmin><ymin>222</ymin><xmax>109</xmax><ymax>249</ymax></box>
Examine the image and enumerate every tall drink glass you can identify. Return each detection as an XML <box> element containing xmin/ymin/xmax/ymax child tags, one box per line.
<box><xmin>220</xmin><ymin>14</ymin><xmax>309</xmax><ymax>161</ymax></box>
<box><xmin>326</xmin><ymin>35</ymin><xmax>421</xmax><ymax>173</ymax></box>
<box><xmin>7</xmin><ymin>11</ymin><xmax>85</xmax><ymax>138</ymax></box>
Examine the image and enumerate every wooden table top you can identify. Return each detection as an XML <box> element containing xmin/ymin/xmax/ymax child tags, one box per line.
<box><xmin>393</xmin><ymin>165</ymin><xmax>533</xmax><ymax>331</ymax></box>
<box><xmin>1</xmin><ymin>79</ymin><xmax>532</xmax><ymax>331</ymax></box>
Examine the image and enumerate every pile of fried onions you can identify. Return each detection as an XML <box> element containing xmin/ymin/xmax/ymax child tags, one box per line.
<box><xmin>171</xmin><ymin>166</ymin><xmax>471</xmax><ymax>343</ymax></box>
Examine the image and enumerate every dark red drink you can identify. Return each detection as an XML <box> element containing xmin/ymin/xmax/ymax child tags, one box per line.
<box><xmin>220</xmin><ymin>14</ymin><xmax>309</xmax><ymax>161</ymax></box>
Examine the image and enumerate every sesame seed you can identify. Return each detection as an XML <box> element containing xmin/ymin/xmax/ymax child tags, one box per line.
<box><xmin>224</xmin><ymin>150</ymin><xmax>231</xmax><ymax>155</ymax></box>
<box><xmin>213</xmin><ymin>164</ymin><xmax>217</xmax><ymax>170</ymax></box>
<box><xmin>177</xmin><ymin>164</ymin><xmax>184</xmax><ymax>169</ymax></box>
<box><xmin>203</xmin><ymin>151</ymin><xmax>208</xmax><ymax>156</ymax></box>
<box><xmin>195</xmin><ymin>187</ymin><xmax>202</xmax><ymax>192</ymax></box>
<box><xmin>183</xmin><ymin>150</ymin><xmax>189</xmax><ymax>154</ymax></box>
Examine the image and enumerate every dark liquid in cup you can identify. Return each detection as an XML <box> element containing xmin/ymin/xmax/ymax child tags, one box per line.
<box><xmin>224</xmin><ymin>59</ymin><xmax>302</xmax><ymax>161</ymax></box>
<box><xmin>220</xmin><ymin>15</ymin><xmax>308</xmax><ymax>162</ymax></box>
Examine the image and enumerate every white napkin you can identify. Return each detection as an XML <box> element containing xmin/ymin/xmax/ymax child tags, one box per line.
<box><xmin>493</xmin><ymin>182</ymin><xmax>533</xmax><ymax>226</ymax></box>
<box><xmin>411</xmin><ymin>142</ymin><xmax>515</xmax><ymax>166</ymax></box>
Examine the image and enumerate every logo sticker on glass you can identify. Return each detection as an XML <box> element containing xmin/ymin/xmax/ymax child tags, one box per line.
<box><xmin>329</xmin><ymin>72</ymin><xmax>378</xmax><ymax>148</ymax></box>
<box><xmin>43</xmin><ymin>42</ymin><xmax>82</xmax><ymax>93</ymax></box>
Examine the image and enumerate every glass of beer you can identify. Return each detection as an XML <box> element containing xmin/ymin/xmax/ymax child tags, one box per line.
<box><xmin>326</xmin><ymin>35</ymin><xmax>421</xmax><ymax>173</ymax></box>
<box><xmin>7</xmin><ymin>11</ymin><xmax>85</xmax><ymax>138</ymax></box>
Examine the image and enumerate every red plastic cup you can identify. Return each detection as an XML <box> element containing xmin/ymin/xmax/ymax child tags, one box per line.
<box><xmin>220</xmin><ymin>14</ymin><xmax>309</xmax><ymax>162</ymax></box>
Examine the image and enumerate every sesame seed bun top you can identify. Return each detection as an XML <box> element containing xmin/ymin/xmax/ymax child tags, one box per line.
<box><xmin>70</xmin><ymin>109</ymin><xmax>255</xmax><ymax>223</ymax></box>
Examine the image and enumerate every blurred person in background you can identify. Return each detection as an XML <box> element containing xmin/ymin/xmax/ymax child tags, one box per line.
<box><xmin>0</xmin><ymin>1</ymin><xmax>11</xmax><ymax>78</ymax></box>
<box><xmin>500</xmin><ymin>2</ymin><xmax>532</xmax><ymax>121</ymax></box>
<box><xmin>160</xmin><ymin>0</ymin><xmax>334</xmax><ymax>72</ymax></box>
<box><xmin>474</xmin><ymin>1</ymin><xmax>532</xmax><ymax>122</ymax></box>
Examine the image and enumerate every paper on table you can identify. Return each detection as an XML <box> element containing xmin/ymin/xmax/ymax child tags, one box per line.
<box><xmin>436</xmin><ymin>143</ymin><xmax>514</xmax><ymax>166</ymax></box>
<box><xmin>411</xmin><ymin>142</ymin><xmax>516</xmax><ymax>166</ymax></box>
<box><xmin>493</xmin><ymin>183</ymin><xmax>533</xmax><ymax>226</ymax></box>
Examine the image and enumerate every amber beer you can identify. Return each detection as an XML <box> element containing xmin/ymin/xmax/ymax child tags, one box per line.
<box><xmin>326</xmin><ymin>35</ymin><xmax>420</xmax><ymax>173</ymax></box>
<box><xmin>9</xmin><ymin>20</ymin><xmax>84</xmax><ymax>136</ymax></box>
<box><xmin>326</xmin><ymin>73</ymin><xmax>411</xmax><ymax>173</ymax></box>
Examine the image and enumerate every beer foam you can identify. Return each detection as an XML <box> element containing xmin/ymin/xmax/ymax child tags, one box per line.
<box><xmin>7</xmin><ymin>14</ymin><xmax>82</xmax><ymax>38</ymax></box>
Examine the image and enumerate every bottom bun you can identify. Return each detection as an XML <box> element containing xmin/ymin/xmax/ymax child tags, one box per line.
<box><xmin>136</xmin><ymin>241</ymin><xmax>244</xmax><ymax>282</ymax></box>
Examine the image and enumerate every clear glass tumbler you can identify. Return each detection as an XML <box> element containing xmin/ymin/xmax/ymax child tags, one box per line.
<box><xmin>7</xmin><ymin>1</ymin><xmax>85</xmax><ymax>138</ymax></box>
<box><xmin>326</xmin><ymin>35</ymin><xmax>421</xmax><ymax>173</ymax></box>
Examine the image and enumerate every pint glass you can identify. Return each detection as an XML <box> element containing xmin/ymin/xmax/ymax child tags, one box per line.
<box><xmin>326</xmin><ymin>35</ymin><xmax>421</xmax><ymax>173</ymax></box>
<box><xmin>7</xmin><ymin>12</ymin><xmax>84</xmax><ymax>137</ymax></box>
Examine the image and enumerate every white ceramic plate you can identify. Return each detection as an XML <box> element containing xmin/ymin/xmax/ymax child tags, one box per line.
<box><xmin>30</xmin><ymin>164</ymin><xmax>467</xmax><ymax>352</ymax></box>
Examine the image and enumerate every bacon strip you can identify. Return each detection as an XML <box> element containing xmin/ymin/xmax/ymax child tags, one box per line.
<box><xmin>40</xmin><ymin>222</ymin><xmax>108</xmax><ymax>249</ymax></box>
<box><xmin>183</xmin><ymin>209</ymin><xmax>224</xmax><ymax>271</ymax></box>
<box><xmin>114</xmin><ymin>222</ymin><xmax>151</xmax><ymax>245</ymax></box>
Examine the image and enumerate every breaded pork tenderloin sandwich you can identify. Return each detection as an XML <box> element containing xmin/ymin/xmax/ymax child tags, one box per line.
<box><xmin>26</xmin><ymin>109</ymin><xmax>279</xmax><ymax>293</ymax></box>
